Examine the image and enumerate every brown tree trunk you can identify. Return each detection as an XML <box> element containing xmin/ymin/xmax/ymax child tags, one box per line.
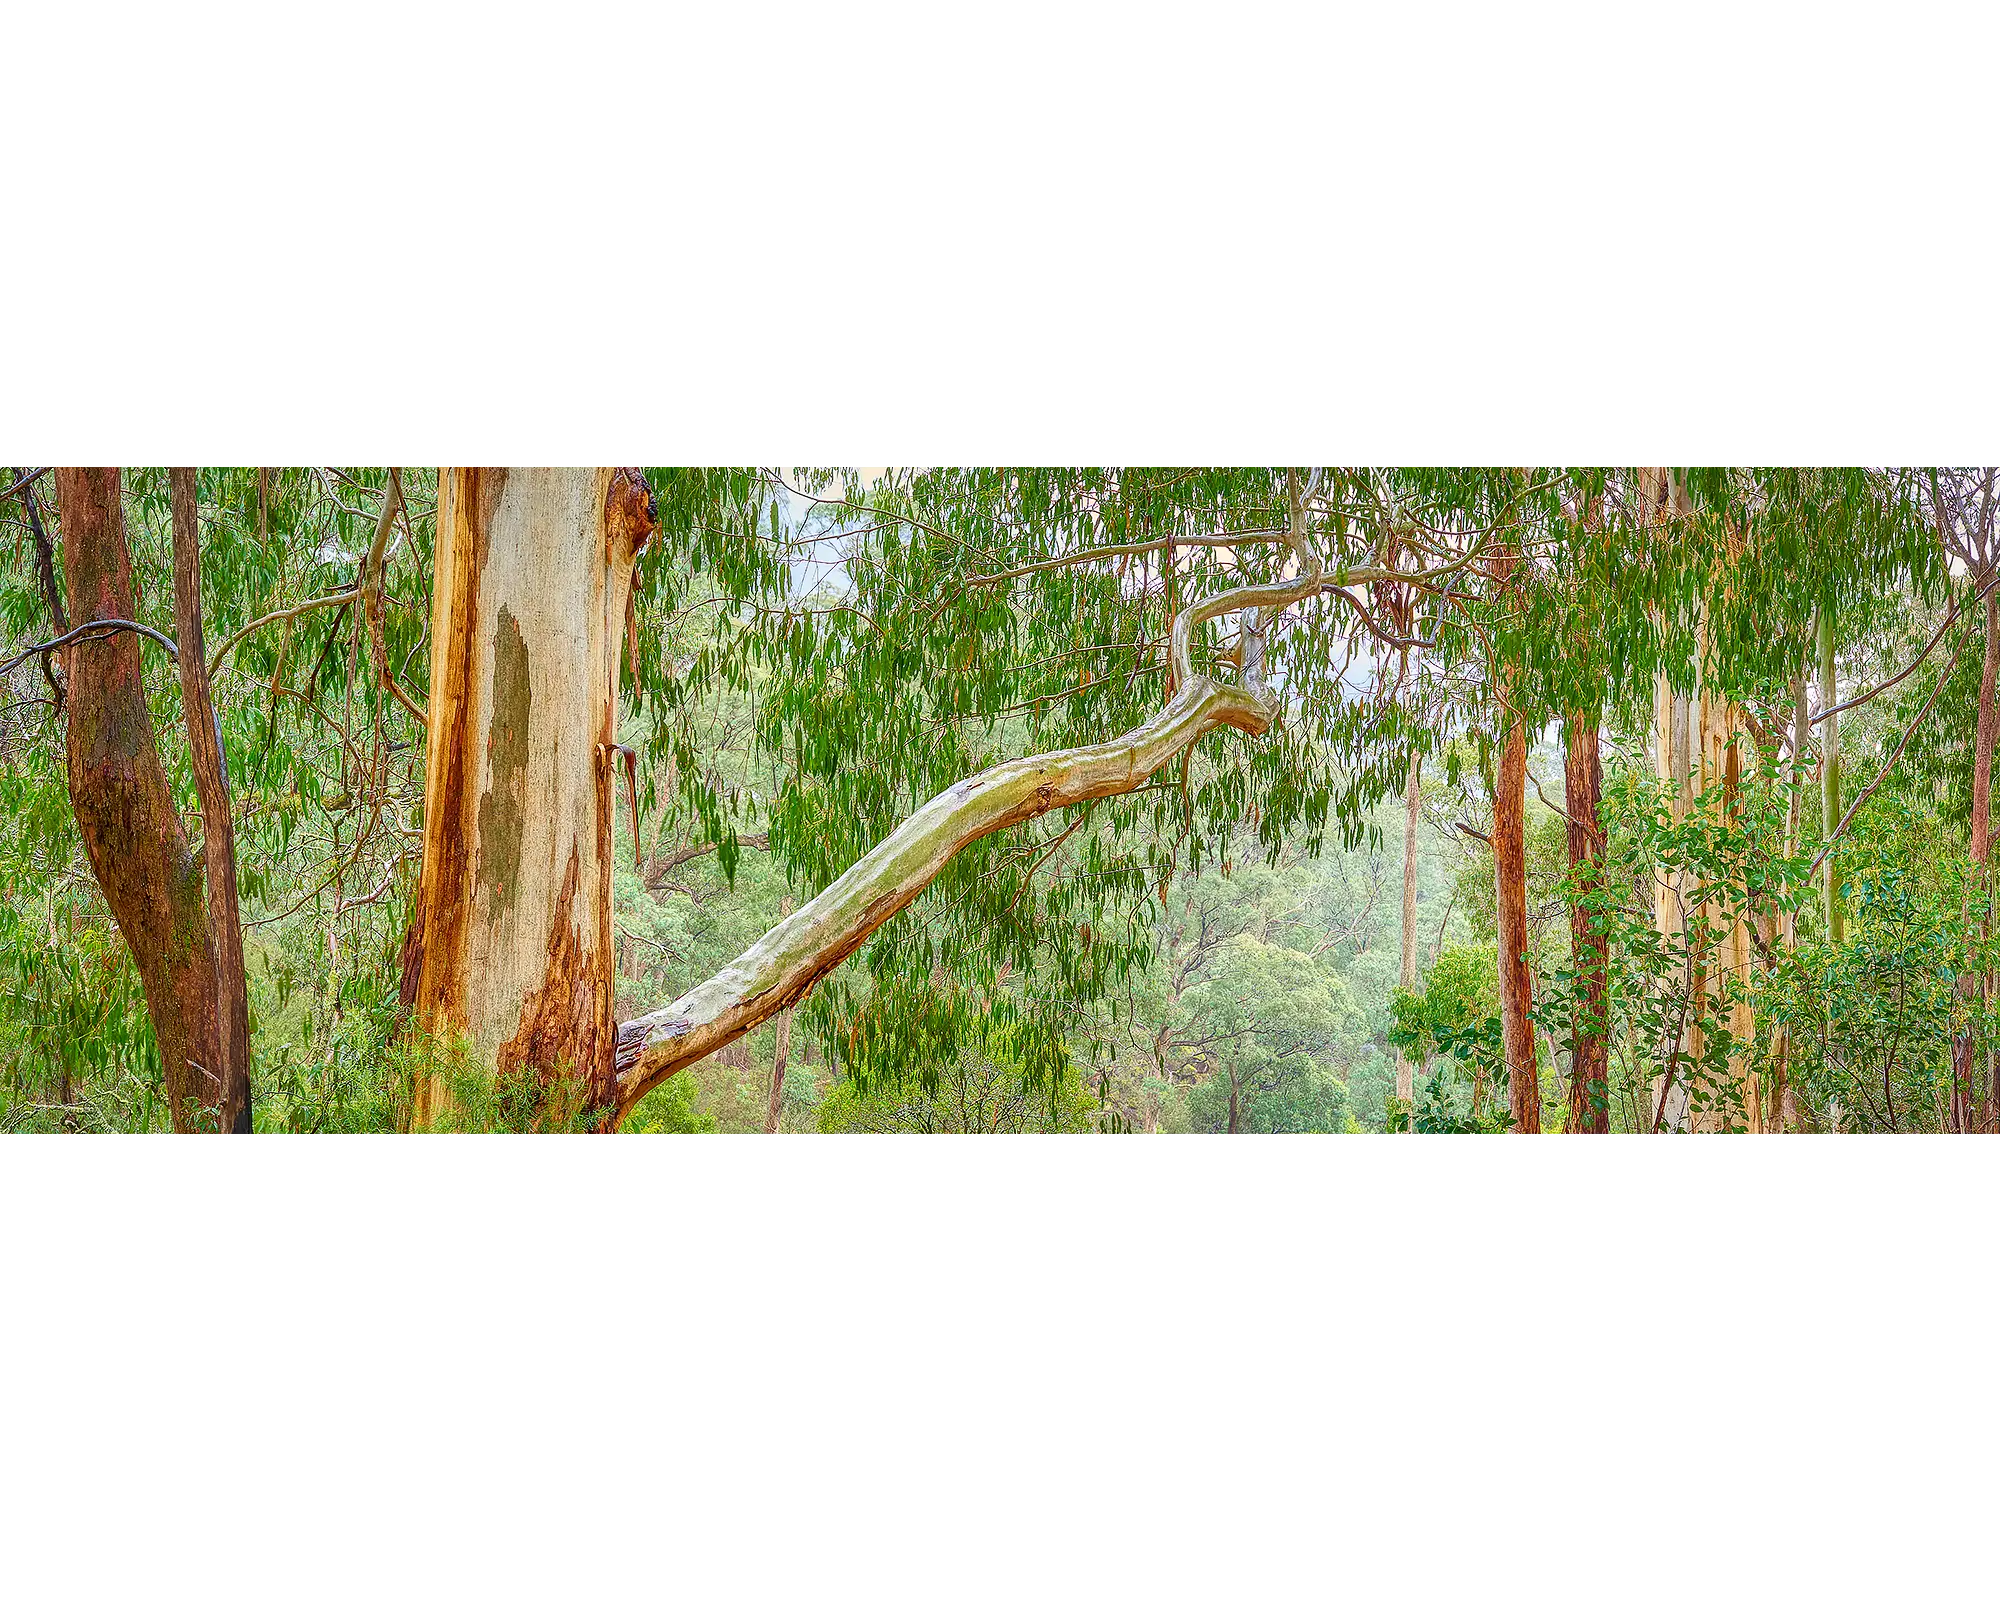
<box><xmin>1953</xmin><ymin>585</ymin><xmax>1999</xmax><ymax>1131</ymax></box>
<box><xmin>1563</xmin><ymin>707</ymin><xmax>1609</xmax><ymax>1133</ymax></box>
<box><xmin>408</xmin><ymin>468</ymin><xmax>655</xmax><ymax>1126</ymax></box>
<box><xmin>1495</xmin><ymin>712</ymin><xmax>1539</xmax><ymax>1132</ymax></box>
<box><xmin>169</xmin><ymin>470</ymin><xmax>252</xmax><ymax>1132</ymax></box>
<box><xmin>56</xmin><ymin>468</ymin><xmax>228</xmax><ymax>1132</ymax></box>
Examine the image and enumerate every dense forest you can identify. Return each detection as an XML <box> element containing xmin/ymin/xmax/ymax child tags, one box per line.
<box><xmin>3</xmin><ymin>465</ymin><xmax>1995</xmax><ymax>1135</ymax></box>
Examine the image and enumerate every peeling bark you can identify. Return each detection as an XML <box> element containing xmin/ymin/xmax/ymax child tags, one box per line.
<box><xmin>410</xmin><ymin>468</ymin><xmax>654</xmax><ymax>1124</ymax></box>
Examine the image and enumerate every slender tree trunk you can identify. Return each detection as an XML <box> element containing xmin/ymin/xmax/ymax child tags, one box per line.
<box><xmin>1774</xmin><ymin>669</ymin><xmax>1810</xmax><ymax>1132</ymax></box>
<box><xmin>169</xmin><ymin>470</ymin><xmax>252</xmax><ymax>1132</ymax></box>
<box><xmin>1397</xmin><ymin>750</ymin><xmax>1421</xmax><ymax>1125</ymax></box>
<box><xmin>1952</xmin><ymin>585</ymin><xmax>1999</xmax><ymax>1131</ymax></box>
<box><xmin>1816</xmin><ymin>609</ymin><xmax>1848</xmax><ymax>1123</ymax></box>
<box><xmin>1494</xmin><ymin>711</ymin><xmax>1538</xmax><ymax>1132</ymax></box>
<box><xmin>763</xmin><ymin>895</ymin><xmax>796</xmax><ymax>1133</ymax></box>
<box><xmin>1819</xmin><ymin>602</ymin><xmax>1844</xmax><ymax>944</ymax></box>
<box><xmin>56</xmin><ymin>468</ymin><xmax>228</xmax><ymax>1132</ymax></box>
<box><xmin>408</xmin><ymin>468</ymin><xmax>655</xmax><ymax>1126</ymax></box>
<box><xmin>1563</xmin><ymin>707</ymin><xmax>1609</xmax><ymax>1133</ymax></box>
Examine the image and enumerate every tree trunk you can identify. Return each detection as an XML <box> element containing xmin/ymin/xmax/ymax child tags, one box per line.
<box><xmin>1397</xmin><ymin>750</ymin><xmax>1421</xmax><ymax>1125</ymax></box>
<box><xmin>1819</xmin><ymin>602</ymin><xmax>1844</xmax><ymax>944</ymax></box>
<box><xmin>169</xmin><ymin>469</ymin><xmax>252</xmax><ymax>1132</ymax></box>
<box><xmin>1815</xmin><ymin>603</ymin><xmax>1846</xmax><ymax>1137</ymax></box>
<box><xmin>56</xmin><ymin>468</ymin><xmax>228</xmax><ymax>1132</ymax></box>
<box><xmin>1494</xmin><ymin>710</ymin><xmax>1538</xmax><ymax>1132</ymax></box>
<box><xmin>407</xmin><ymin>468</ymin><xmax>655</xmax><ymax>1126</ymax></box>
<box><xmin>763</xmin><ymin>896</ymin><xmax>797</xmax><ymax>1133</ymax></box>
<box><xmin>1563</xmin><ymin>707</ymin><xmax>1609</xmax><ymax>1133</ymax></box>
<box><xmin>1952</xmin><ymin>584</ymin><xmax>1999</xmax><ymax>1131</ymax></box>
<box><xmin>763</xmin><ymin>1008</ymin><xmax>794</xmax><ymax>1134</ymax></box>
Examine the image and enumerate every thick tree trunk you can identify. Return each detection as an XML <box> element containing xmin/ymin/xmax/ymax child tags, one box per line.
<box><xmin>408</xmin><ymin>468</ymin><xmax>655</xmax><ymax>1125</ymax></box>
<box><xmin>1494</xmin><ymin>712</ymin><xmax>1538</xmax><ymax>1132</ymax></box>
<box><xmin>1397</xmin><ymin>750</ymin><xmax>1421</xmax><ymax>1124</ymax></box>
<box><xmin>1563</xmin><ymin>707</ymin><xmax>1609</xmax><ymax>1133</ymax></box>
<box><xmin>56</xmin><ymin>468</ymin><xmax>228</xmax><ymax>1132</ymax></box>
<box><xmin>1951</xmin><ymin>586</ymin><xmax>1999</xmax><ymax>1131</ymax></box>
<box><xmin>169</xmin><ymin>469</ymin><xmax>252</xmax><ymax>1132</ymax></box>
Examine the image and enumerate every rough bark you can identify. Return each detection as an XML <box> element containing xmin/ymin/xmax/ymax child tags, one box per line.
<box><xmin>169</xmin><ymin>469</ymin><xmax>252</xmax><ymax>1132</ymax></box>
<box><xmin>1494</xmin><ymin>710</ymin><xmax>1538</xmax><ymax>1132</ymax></box>
<box><xmin>1487</xmin><ymin>526</ymin><xmax>1537</xmax><ymax>1134</ymax></box>
<box><xmin>409</xmin><ymin>468</ymin><xmax>655</xmax><ymax>1125</ymax></box>
<box><xmin>56</xmin><ymin>468</ymin><xmax>228</xmax><ymax>1132</ymax></box>
<box><xmin>1563</xmin><ymin>707</ymin><xmax>1609</xmax><ymax>1133</ymax></box>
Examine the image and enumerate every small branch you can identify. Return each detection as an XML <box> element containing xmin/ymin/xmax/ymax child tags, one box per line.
<box><xmin>0</xmin><ymin>466</ymin><xmax>50</xmax><ymax>503</ymax></box>
<box><xmin>0</xmin><ymin>617</ymin><xmax>178</xmax><ymax>676</ymax></box>
<box><xmin>1809</xmin><ymin>625</ymin><xmax>1968</xmax><ymax>876</ymax></box>
<box><xmin>361</xmin><ymin>468</ymin><xmax>428</xmax><ymax>728</ymax></box>
<box><xmin>1811</xmin><ymin>571</ymin><xmax>1991</xmax><ymax>726</ymax></box>
<box><xmin>208</xmin><ymin>587</ymin><xmax>356</xmax><ymax>677</ymax></box>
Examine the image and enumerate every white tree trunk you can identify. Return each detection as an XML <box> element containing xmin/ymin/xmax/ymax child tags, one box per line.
<box><xmin>409</xmin><ymin>468</ymin><xmax>653</xmax><ymax>1122</ymax></box>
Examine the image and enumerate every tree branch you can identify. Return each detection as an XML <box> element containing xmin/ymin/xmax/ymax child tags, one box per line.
<box><xmin>613</xmin><ymin>672</ymin><xmax>1275</xmax><ymax>1116</ymax></box>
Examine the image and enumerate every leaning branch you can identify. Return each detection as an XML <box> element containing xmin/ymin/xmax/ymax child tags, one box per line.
<box><xmin>0</xmin><ymin>617</ymin><xmax>179</xmax><ymax>676</ymax></box>
<box><xmin>612</xmin><ymin>477</ymin><xmax>1492</xmax><ymax>1120</ymax></box>
<box><xmin>614</xmin><ymin>496</ymin><xmax>1338</xmax><ymax>1115</ymax></box>
<box><xmin>612</xmin><ymin>670</ymin><xmax>1276</xmax><ymax>1116</ymax></box>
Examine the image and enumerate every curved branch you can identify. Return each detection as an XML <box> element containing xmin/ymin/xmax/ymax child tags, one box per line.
<box><xmin>0</xmin><ymin>617</ymin><xmax>179</xmax><ymax>676</ymax></box>
<box><xmin>612</xmin><ymin>482</ymin><xmax>1485</xmax><ymax>1120</ymax></box>
<box><xmin>208</xmin><ymin>587</ymin><xmax>356</xmax><ymax>677</ymax></box>
<box><xmin>613</xmin><ymin>672</ymin><xmax>1274</xmax><ymax>1116</ymax></box>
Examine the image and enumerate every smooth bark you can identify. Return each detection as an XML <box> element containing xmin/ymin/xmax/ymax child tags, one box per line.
<box><xmin>613</xmin><ymin>492</ymin><xmax>1331</xmax><ymax>1120</ymax></box>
